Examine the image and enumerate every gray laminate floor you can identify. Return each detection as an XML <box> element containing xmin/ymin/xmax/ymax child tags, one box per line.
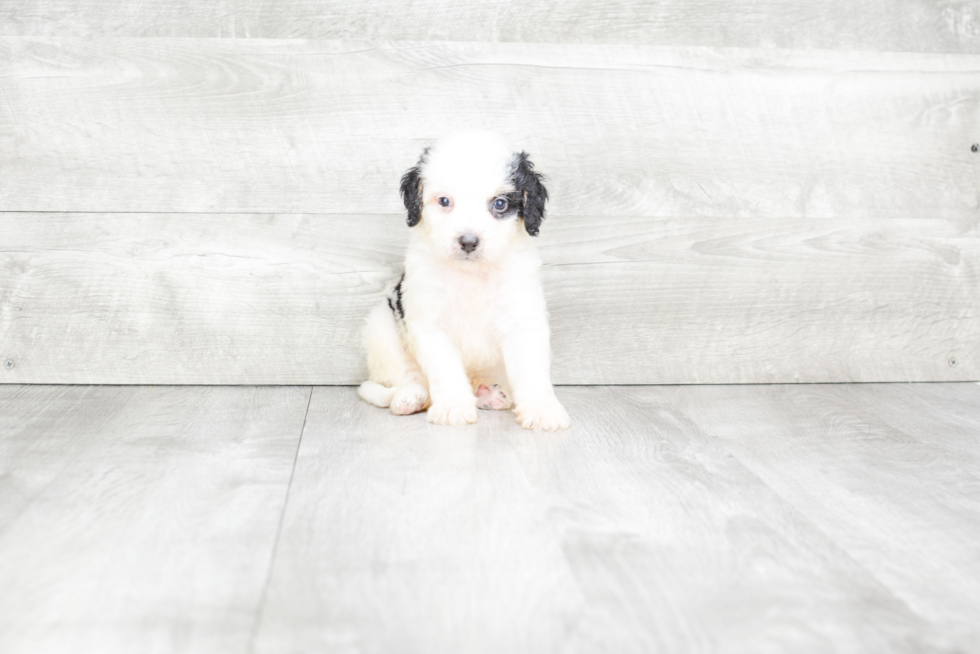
<box><xmin>1</xmin><ymin>383</ymin><xmax>978</xmax><ymax>654</ymax></box>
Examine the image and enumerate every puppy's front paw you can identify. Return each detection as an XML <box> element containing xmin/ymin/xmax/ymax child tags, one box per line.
<box><xmin>515</xmin><ymin>399</ymin><xmax>571</xmax><ymax>431</ymax></box>
<box><xmin>427</xmin><ymin>398</ymin><xmax>478</xmax><ymax>426</ymax></box>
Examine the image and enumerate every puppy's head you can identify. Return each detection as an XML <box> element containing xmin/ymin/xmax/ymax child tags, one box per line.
<box><xmin>400</xmin><ymin>131</ymin><xmax>548</xmax><ymax>263</ymax></box>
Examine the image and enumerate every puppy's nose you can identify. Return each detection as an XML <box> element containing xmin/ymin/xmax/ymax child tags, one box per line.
<box><xmin>458</xmin><ymin>234</ymin><xmax>480</xmax><ymax>253</ymax></box>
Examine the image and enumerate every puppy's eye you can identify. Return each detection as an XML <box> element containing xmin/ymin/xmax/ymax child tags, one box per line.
<box><xmin>438</xmin><ymin>197</ymin><xmax>451</xmax><ymax>207</ymax></box>
<box><xmin>492</xmin><ymin>198</ymin><xmax>508</xmax><ymax>211</ymax></box>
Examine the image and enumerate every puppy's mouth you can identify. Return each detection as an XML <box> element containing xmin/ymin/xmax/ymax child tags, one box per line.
<box><xmin>453</xmin><ymin>249</ymin><xmax>483</xmax><ymax>262</ymax></box>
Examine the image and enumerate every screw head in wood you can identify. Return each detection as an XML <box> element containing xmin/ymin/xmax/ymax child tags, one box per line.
<box><xmin>973</xmin><ymin>144</ymin><xmax>979</xmax><ymax>153</ymax></box>
<box><xmin>949</xmin><ymin>357</ymin><xmax>958</xmax><ymax>367</ymax></box>
<box><xmin>3</xmin><ymin>359</ymin><xmax>13</xmax><ymax>370</ymax></box>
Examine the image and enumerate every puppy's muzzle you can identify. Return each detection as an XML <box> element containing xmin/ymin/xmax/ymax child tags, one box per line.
<box><xmin>458</xmin><ymin>234</ymin><xmax>480</xmax><ymax>254</ymax></box>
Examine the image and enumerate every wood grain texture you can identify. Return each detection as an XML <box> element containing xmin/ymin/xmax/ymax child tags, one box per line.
<box><xmin>2</xmin><ymin>212</ymin><xmax>976</xmax><ymax>385</ymax></box>
<box><xmin>1</xmin><ymin>383</ymin><xmax>977</xmax><ymax>652</ymax></box>
<box><xmin>0</xmin><ymin>385</ymin><xmax>311</xmax><ymax>654</ymax></box>
<box><xmin>657</xmin><ymin>382</ymin><xmax>980</xmax><ymax>649</ymax></box>
<box><xmin>1</xmin><ymin>39</ymin><xmax>978</xmax><ymax>219</ymax></box>
<box><xmin>2</xmin><ymin>1</ymin><xmax>980</xmax><ymax>54</ymax></box>
<box><xmin>252</xmin><ymin>384</ymin><xmax>980</xmax><ymax>653</ymax></box>
<box><xmin>847</xmin><ymin>382</ymin><xmax>980</xmax><ymax>471</ymax></box>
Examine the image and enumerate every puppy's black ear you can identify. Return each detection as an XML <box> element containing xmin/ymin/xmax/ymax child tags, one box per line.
<box><xmin>512</xmin><ymin>151</ymin><xmax>549</xmax><ymax>236</ymax></box>
<box><xmin>400</xmin><ymin>165</ymin><xmax>423</xmax><ymax>227</ymax></box>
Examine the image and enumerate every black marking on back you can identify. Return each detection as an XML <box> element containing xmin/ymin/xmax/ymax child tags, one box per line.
<box><xmin>393</xmin><ymin>273</ymin><xmax>405</xmax><ymax>321</ymax></box>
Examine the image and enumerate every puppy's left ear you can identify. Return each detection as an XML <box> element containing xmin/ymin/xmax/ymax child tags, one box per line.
<box><xmin>400</xmin><ymin>165</ymin><xmax>423</xmax><ymax>228</ymax></box>
<box><xmin>511</xmin><ymin>151</ymin><xmax>549</xmax><ymax>236</ymax></box>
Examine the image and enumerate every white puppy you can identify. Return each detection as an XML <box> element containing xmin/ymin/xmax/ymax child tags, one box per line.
<box><xmin>358</xmin><ymin>131</ymin><xmax>571</xmax><ymax>430</ymax></box>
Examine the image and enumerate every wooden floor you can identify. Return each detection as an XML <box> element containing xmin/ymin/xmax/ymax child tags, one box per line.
<box><xmin>1</xmin><ymin>383</ymin><xmax>979</xmax><ymax>653</ymax></box>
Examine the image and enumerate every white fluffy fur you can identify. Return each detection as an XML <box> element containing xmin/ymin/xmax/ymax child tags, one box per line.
<box><xmin>358</xmin><ymin>131</ymin><xmax>571</xmax><ymax>430</ymax></box>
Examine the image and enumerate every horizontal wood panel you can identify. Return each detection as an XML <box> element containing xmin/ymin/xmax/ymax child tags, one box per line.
<box><xmin>2</xmin><ymin>1</ymin><xmax>979</xmax><ymax>54</ymax></box>
<box><xmin>1</xmin><ymin>212</ymin><xmax>976</xmax><ymax>384</ymax></box>
<box><xmin>1</xmin><ymin>39</ymin><xmax>978</xmax><ymax>221</ymax></box>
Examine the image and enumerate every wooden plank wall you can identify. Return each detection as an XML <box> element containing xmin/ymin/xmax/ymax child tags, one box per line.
<box><xmin>1</xmin><ymin>4</ymin><xmax>978</xmax><ymax>384</ymax></box>
<box><xmin>4</xmin><ymin>1</ymin><xmax>980</xmax><ymax>52</ymax></box>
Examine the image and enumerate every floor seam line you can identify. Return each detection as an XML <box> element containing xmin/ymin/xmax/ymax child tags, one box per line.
<box><xmin>246</xmin><ymin>385</ymin><xmax>314</xmax><ymax>654</ymax></box>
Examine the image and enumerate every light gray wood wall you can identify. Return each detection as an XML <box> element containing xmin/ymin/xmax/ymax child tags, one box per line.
<box><xmin>3</xmin><ymin>1</ymin><xmax>980</xmax><ymax>53</ymax></box>
<box><xmin>2</xmin><ymin>42</ymin><xmax>978</xmax><ymax>217</ymax></box>
<box><xmin>1</xmin><ymin>7</ymin><xmax>978</xmax><ymax>384</ymax></box>
<box><xmin>1</xmin><ymin>212</ymin><xmax>976</xmax><ymax>384</ymax></box>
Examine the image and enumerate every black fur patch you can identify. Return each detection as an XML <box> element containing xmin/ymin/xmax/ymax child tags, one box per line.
<box><xmin>393</xmin><ymin>273</ymin><xmax>405</xmax><ymax>320</ymax></box>
<box><xmin>385</xmin><ymin>273</ymin><xmax>407</xmax><ymax>323</ymax></box>
<box><xmin>490</xmin><ymin>194</ymin><xmax>521</xmax><ymax>220</ymax></box>
<box><xmin>510</xmin><ymin>151</ymin><xmax>548</xmax><ymax>236</ymax></box>
<box><xmin>399</xmin><ymin>148</ymin><xmax>429</xmax><ymax>228</ymax></box>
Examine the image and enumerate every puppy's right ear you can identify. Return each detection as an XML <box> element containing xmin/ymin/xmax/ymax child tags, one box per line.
<box><xmin>400</xmin><ymin>165</ymin><xmax>423</xmax><ymax>228</ymax></box>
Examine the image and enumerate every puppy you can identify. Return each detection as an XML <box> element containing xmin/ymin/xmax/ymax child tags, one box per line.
<box><xmin>357</xmin><ymin>131</ymin><xmax>571</xmax><ymax>430</ymax></box>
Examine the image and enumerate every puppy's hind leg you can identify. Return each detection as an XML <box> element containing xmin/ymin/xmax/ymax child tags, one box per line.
<box><xmin>471</xmin><ymin>374</ymin><xmax>513</xmax><ymax>411</ymax></box>
<box><xmin>389</xmin><ymin>382</ymin><xmax>429</xmax><ymax>416</ymax></box>
<box><xmin>358</xmin><ymin>381</ymin><xmax>397</xmax><ymax>408</ymax></box>
<box><xmin>359</xmin><ymin>302</ymin><xmax>429</xmax><ymax>415</ymax></box>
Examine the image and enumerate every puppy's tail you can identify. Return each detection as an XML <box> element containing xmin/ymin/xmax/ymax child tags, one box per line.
<box><xmin>358</xmin><ymin>381</ymin><xmax>397</xmax><ymax>408</ymax></box>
